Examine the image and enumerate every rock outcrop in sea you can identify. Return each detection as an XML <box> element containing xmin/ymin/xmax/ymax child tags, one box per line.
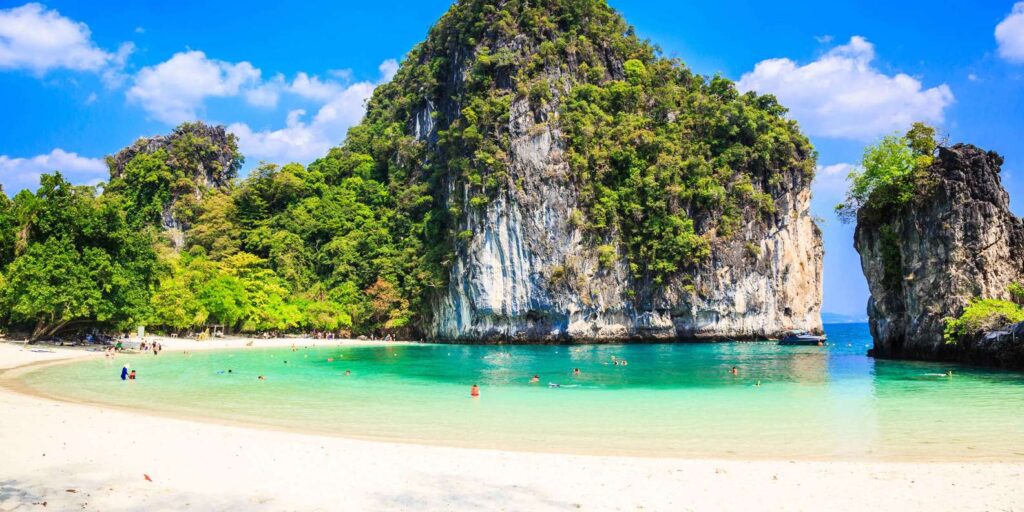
<box><xmin>345</xmin><ymin>0</ymin><xmax>825</xmax><ymax>342</ymax></box>
<box><xmin>855</xmin><ymin>144</ymin><xmax>1024</xmax><ymax>366</ymax></box>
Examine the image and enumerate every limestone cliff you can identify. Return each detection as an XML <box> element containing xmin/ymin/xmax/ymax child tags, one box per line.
<box><xmin>336</xmin><ymin>0</ymin><xmax>823</xmax><ymax>341</ymax></box>
<box><xmin>855</xmin><ymin>144</ymin><xmax>1024</xmax><ymax>364</ymax></box>
<box><xmin>106</xmin><ymin>122</ymin><xmax>241</xmax><ymax>249</ymax></box>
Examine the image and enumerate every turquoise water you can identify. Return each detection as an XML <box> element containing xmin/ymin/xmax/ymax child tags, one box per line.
<box><xmin>15</xmin><ymin>323</ymin><xmax>1024</xmax><ymax>461</ymax></box>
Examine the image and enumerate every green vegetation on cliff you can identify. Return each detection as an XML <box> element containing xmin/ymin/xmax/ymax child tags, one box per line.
<box><xmin>944</xmin><ymin>298</ymin><xmax>1024</xmax><ymax>344</ymax></box>
<box><xmin>836</xmin><ymin>122</ymin><xmax>938</xmax><ymax>223</ymax></box>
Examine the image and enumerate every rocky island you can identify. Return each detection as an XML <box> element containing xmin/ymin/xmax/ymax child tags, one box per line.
<box><xmin>848</xmin><ymin>126</ymin><xmax>1024</xmax><ymax>368</ymax></box>
<box><xmin>346</xmin><ymin>0</ymin><xmax>824</xmax><ymax>341</ymax></box>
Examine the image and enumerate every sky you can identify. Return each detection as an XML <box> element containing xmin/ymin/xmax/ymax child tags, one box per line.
<box><xmin>0</xmin><ymin>0</ymin><xmax>1022</xmax><ymax>317</ymax></box>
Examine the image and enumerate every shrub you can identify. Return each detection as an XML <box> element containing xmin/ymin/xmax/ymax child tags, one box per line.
<box><xmin>944</xmin><ymin>299</ymin><xmax>1024</xmax><ymax>344</ymax></box>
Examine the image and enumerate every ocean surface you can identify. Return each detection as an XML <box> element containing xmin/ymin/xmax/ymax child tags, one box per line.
<box><xmin>15</xmin><ymin>323</ymin><xmax>1024</xmax><ymax>460</ymax></box>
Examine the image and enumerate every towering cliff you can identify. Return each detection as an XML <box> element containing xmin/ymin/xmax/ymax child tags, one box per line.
<box><xmin>316</xmin><ymin>0</ymin><xmax>823</xmax><ymax>341</ymax></box>
<box><xmin>106</xmin><ymin>122</ymin><xmax>242</xmax><ymax>249</ymax></box>
<box><xmin>855</xmin><ymin>144</ymin><xmax>1024</xmax><ymax>364</ymax></box>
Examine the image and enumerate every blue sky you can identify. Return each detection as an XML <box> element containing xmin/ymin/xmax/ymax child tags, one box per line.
<box><xmin>1</xmin><ymin>0</ymin><xmax>1023</xmax><ymax>316</ymax></box>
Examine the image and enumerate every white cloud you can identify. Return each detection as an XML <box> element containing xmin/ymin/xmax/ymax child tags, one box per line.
<box><xmin>997</xmin><ymin>2</ymin><xmax>1024</xmax><ymax>62</ymax></box>
<box><xmin>0</xmin><ymin>148</ymin><xmax>106</xmax><ymax>193</ymax></box>
<box><xmin>127</xmin><ymin>50</ymin><xmax>262</xmax><ymax>124</ymax></box>
<box><xmin>229</xmin><ymin>61</ymin><xmax>397</xmax><ymax>164</ymax></box>
<box><xmin>244</xmin><ymin>73</ymin><xmax>285</xmax><ymax>108</ymax></box>
<box><xmin>737</xmin><ymin>36</ymin><xmax>954</xmax><ymax>140</ymax></box>
<box><xmin>810</xmin><ymin>163</ymin><xmax>856</xmax><ymax>222</ymax></box>
<box><xmin>813</xmin><ymin>163</ymin><xmax>855</xmax><ymax>197</ymax></box>
<box><xmin>0</xmin><ymin>3</ymin><xmax>127</xmax><ymax>75</ymax></box>
<box><xmin>288</xmin><ymin>72</ymin><xmax>344</xmax><ymax>101</ymax></box>
<box><xmin>378</xmin><ymin>59</ymin><xmax>399</xmax><ymax>81</ymax></box>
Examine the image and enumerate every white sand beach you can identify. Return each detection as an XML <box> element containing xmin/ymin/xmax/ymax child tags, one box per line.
<box><xmin>1</xmin><ymin>341</ymin><xmax>1022</xmax><ymax>512</ymax></box>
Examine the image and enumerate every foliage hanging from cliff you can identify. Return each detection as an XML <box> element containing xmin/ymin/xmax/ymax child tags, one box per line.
<box><xmin>836</xmin><ymin>122</ymin><xmax>938</xmax><ymax>223</ymax></box>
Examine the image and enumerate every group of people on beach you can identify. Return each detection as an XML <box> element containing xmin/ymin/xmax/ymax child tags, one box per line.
<box><xmin>139</xmin><ymin>340</ymin><xmax>162</xmax><ymax>355</ymax></box>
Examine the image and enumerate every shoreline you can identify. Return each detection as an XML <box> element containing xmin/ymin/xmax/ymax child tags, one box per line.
<box><xmin>3</xmin><ymin>341</ymin><xmax>1022</xmax><ymax>464</ymax></box>
<box><xmin>1</xmin><ymin>343</ymin><xmax>1022</xmax><ymax>510</ymax></box>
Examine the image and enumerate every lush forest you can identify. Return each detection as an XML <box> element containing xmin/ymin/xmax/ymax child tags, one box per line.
<box><xmin>0</xmin><ymin>0</ymin><xmax>814</xmax><ymax>341</ymax></box>
<box><xmin>0</xmin><ymin>124</ymin><xmax>411</xmax><ymax>340</ymax></box>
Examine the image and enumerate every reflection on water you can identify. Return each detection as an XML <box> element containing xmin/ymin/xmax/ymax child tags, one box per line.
<box><xmin>15</xmin><ymin>323</ymin><xmax>1024</xmax><ymax>461</ymax></box>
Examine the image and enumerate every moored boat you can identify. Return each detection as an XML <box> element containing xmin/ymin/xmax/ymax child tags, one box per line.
<box><xmin>779</xmin><ymin>330</ymin><xmax>827</xmax><ymax>346</ymax></box>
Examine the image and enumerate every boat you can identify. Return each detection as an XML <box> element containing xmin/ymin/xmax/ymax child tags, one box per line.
<box><xmin>778</xmin><ymin>330</ymin><xmax>827</xmax><ymax>346</ymax></box>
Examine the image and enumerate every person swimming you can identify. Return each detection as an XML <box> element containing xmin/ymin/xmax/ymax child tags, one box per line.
<box><xmin>258</xmin><ymin>375</ymin><xmax>266</xmax><ymax>381</ymax></box>
<box><xmin>344</xmin><ymin>370</ymin><xmax>351</xmax><ymax>376</ymax></box>
<box><xmin>529</xmin><ymin>375</ymin><xmax>540</xmax><ymax>384</ymax></box>
<box><xmin>573</xmin><ymin>368</ymin><xmax>581</xmax><ymax>376</ymax></box>
<box><xmin>470</xmin><ymin>384</ymin><xmax>480</xmax><ymax>397</ymax></box>
<box><xmin>731</xmin><ymin>366</ymin><xmax>739</xmax><ymax>375</ymax></box>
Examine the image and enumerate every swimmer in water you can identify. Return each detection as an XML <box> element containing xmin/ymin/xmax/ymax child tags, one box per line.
<box><xmin>573</xmin><ymin>368</ymin><xmax>581</xmax><ymax>376</ymax></box>
<box><xmin>731</xmin><ymin>366</ymin><xmax>739</xmax><ymax>375</ymax></box>
<box><xmin>470</xmin><ymin>384</ymin><xmax>480</xmax><ymax>397</ymax></box>
<box><xmin>529</xmin><ymin>375</ymin><xmax>540</xmax><ymax>384</ymax></box>
<box><xmin>344</xmin><ymin>370</ymin><xmax>351</xmax><ymax>376</ymax></box>
<box><xmin>258</xmin><ymin>375</ymin><xmax>266</xmax><ymax>381</ymax></box>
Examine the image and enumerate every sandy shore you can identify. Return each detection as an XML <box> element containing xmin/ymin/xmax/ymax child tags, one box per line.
<box><xmin>1</xmin><ymin>342</ymin><xmax>1022</xmax><ymax>511</ymax></box>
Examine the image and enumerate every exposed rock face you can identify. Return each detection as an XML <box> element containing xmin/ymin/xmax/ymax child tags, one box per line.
<box><xmin>856</xmin><ymin>144</ymin><xmax>1024</xmax><ymax>363</ymax></box>
<box><xmin>107</xmin><ymin>123</ymin><xmax>240</xmax><ymax>249</ymax></box>
<box><xmin>431</xmin><ymin>168</ymin><xmax>823</xmax><ymax>342</ymax></box>
<box><xmin>410</xmin><ymin>20</ymin><xmax>823</xmax><ymax>342</ymax></box>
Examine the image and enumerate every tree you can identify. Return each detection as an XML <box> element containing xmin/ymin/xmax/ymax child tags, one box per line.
<box><xmin>188</xmin><ymin>192</ymin><xmax>241</xmax><ymax>259</ymax></box>
<box><xmin>836</xmin><ymin>123</ymin><xmax>938</xmax><ymax>223</ymax></box>
<box><xmin>1</xmin><ymin>237</ymin><xmax>101</xmax><ymax>340</ymax></box>
<box><xmin>198</xmin><ymin>275</ymin><xmax>248</xmax><ymax>332</ymax></box>
<box><xmin>365</xmin><ymin>278</ymin><xmax>411</xmax><ymax>331</ymax></box>
<box><xmin>0</xmin><ymin>174</ymin><xmax>158</xmax><ymax>341</ymax></box>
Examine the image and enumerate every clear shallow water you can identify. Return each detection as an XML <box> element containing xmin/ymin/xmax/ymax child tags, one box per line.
<box><xmin>14</xmin><ymin>324</ymin><xmax>1024</xmax><ymax>460</ymax></box>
